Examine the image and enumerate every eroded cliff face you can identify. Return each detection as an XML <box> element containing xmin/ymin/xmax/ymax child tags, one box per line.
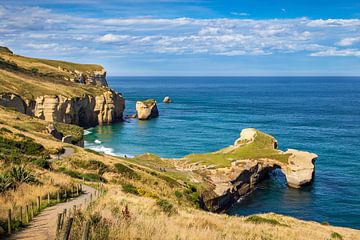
<box><xmin>59</xmin><ymin>67</ymin><xmax>108</xmax><ymax>86</ymax></box>
<box><xmin>175</xmin><ymin>128</ymin><xmax>318</xmax><ymax>212</ymax></box>
<box><xmin>0</xmin><ymin>89</ymin><xmax>125</xmax><ymax>128</ymax></box>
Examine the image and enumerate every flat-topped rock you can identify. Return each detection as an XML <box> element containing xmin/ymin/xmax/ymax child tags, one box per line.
<box><xmin>282</xmin><ymin>149</ymin><xmax>318</xmax><ymax>188</ymax></box>
<box><xmin>136</xmin><ymin>99</ymin><xmax>159</xmax><ymax>120</ymax></box>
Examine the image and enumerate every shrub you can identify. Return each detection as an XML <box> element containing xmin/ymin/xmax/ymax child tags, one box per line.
<box><xmin>156</xmin><ymin>199</ymin><xmax>176</xmax><ymax>216</ymax></box>
<box><xmin>330</xmin><ymin>232</ymin><xmax>343</xmax><ymax>240</ymax></box>
<box><xmin>58</xmin><ymin>167</ymin><xmax>81</xmax><ymax>179</ymax></box>
<box><xmin>0</xmin><ymin>174</ymin><xmax>13</xmax><ymax>193</ymax></box>
<box><xmin>8</xmin><ymin>165</ymin><xmax>37</xmax><ymax>184</ymax></box>
<box><xmin>31</xmin><ymin>67</ymin><xmax>39</xmax><ymax>74</ymax></box>
<box><xmin>183</xmin><ymin>186</ymin><xmax>201</xmax><ymax>208</ymax></box>
<box><xmin>122</xmin><ymin>183</ymin><xmax>139</xmax><ymax>195</ymax></box>
<box><xmin>245</xmin><ymin>216</ymin><xmax>283</xmax><ymax>226</ymax></box>
<box><xmin>32</xmin><ymin>157</ymin><xmax>50</xmax><ymax>169</ymax></box>
<box><xmin>80</xmin><ymin>173</ymin><xmax>105</xmax><ymax>182</ymax></box>
<box><xmin>114</xmin><ymin>163</ymin><xmax>140</xmax><ymax>180</ymax></box>
<box><xmin>175</xmin><ymin>190</ymin><xmax>183</xmax><ymax>199</ymax></box>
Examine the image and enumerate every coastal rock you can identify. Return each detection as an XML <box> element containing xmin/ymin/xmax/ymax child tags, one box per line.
<box><xmin>0</xmin><ymin>89</ymin><xmax>125</xmax><ymax>128</ymax></box>
<box><xmin>176</xmin><ymin>128</ymin><xmax>317</xmax><ymax>212</ymax></box>
<box><xmin>136</xmin><ymin>99</ymin><xmax>159</xmax><ymax>120</ymax></box>
<box><xmin>282</xmin><ymin>149</ymin><xmax>318</xmax><ymax>188</ymax></box>
<box><xmin>62</xmin><ymin>135</ymin><xmax>73</xmax><ymax>144</ymax></box>
<box><xmin>0</xmin><ymin>93</ymin><xmax>27</xmax><ymax>113</ymax></box>
<box><xmin>46</xmin><ymin>124</ymin><xmax>63</xmax><ymax>140</ymax></box>
<box><xmin>163</xmin><ymin>96</ymin><xmax>172</xmax><ymax>103</ymax></box>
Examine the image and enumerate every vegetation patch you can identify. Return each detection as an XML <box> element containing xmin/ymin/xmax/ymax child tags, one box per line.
<box><xmin>122</xmin><ymin>183</ymin><xmax>139</xmax><ymax>195</ymax></box>
<box><xmin>156</xmin><ymin>199</ymin><xmax>177</xmax><ymax>215</ymax></box>
<box><xmin>245</xmin><ymin>215</ymin><xmax>286</xmax><ymax>226</ymax></box>
<box><xmin>53</xmin><ymin>122</ymin><xmax>83</xmax><ymax>144</ymax></box>
<box><xmin>330</xmin><ymin>232</ymin><xmax>343</xmax><ymax>240</ymax></box>
<box><xmin>0</xmin><ymin>165</ymin><xmax>37</xmax><ymax>193</ymax></box>
<box><xmin>114</xmin><ymin>163</ymin><xmax>140</xmax><ymax>180</ymax></box>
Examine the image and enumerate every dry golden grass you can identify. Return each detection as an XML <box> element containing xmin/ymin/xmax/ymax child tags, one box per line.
<box><xmin>70</xmin><ymin>187</ymin><xmax>360</xmax><ymax>240</ymax></box>
<box><xmin>0</xmin><ymin>168</ymin><xmax>74</xmax><ymax>220</ymax></box>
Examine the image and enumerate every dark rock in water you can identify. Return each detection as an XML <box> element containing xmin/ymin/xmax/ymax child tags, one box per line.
<box><xmin>163</xmin><ymin>96</ymin><xmax>172</xmax><ymax>103</ymax></box>
<box><xmin>136</xmin><ymin>99</ymin><xmax>159</xmax><ymax>120</ymax></box>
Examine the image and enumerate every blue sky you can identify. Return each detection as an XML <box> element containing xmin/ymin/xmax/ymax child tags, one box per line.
<box><xmin>1</xmin><ymin>0</ymin><xmax>360</xmax><ymax>76</ymax></box>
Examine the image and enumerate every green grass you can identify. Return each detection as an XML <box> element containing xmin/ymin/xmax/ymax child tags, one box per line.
<box><xmin>184</xmin><ymin>130</ymin><xmax>290</xmax><ymax>168</ymax></box>
<box><xmin>330</xmin><ymin>232</ymin><xmax>343</xmax><ymax>240</ymax></box>
<box><xmin>139</xmin><ymin>99</ymin><xmax>156</xmax><ymax>107</ymax></box>
<box><xmin>156</xmin><ymin>199</ymin><xmax>176</xmax><ymax>215</ymax></box>
<box><xmin>245</xmin><ymin>215</ymin><xmax>286</xmax><ymax>226</ymax></box>
<box><xmin>53</xmin><ymin>122</ymin><xmax>83</xmax><ymax>144</ymax></box>
<box><xmin>122</xmin><ymin>183</ymin><xmax>139</xmax><ymax>195</ymax></box>
<box><xmin>114</xmin><ymin>163</ymin><xmax>140</xmax><ymax>180</ymax></box>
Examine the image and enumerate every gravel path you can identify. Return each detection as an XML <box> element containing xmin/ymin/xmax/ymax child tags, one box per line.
<box><xmin>9</xmin><ymin>185</ymin><xmax>96</xmax><ymax>240</ymax></box>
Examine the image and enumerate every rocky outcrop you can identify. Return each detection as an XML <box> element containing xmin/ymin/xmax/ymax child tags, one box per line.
<box><xmin>176</xmin><ymin>128</ymin><xmax>317</xmax><ymax>212</ymax></box>
<box><xmin>163</xmin><ymin>96</ymin><xmax>172</xmax><ymax>103</ymax></box>
<box><xmin>0</xmin><ymin>89</ymin><xmax>125</xmax><ymax>128</ymax></box>
<box><xmin>59</xmin><ymin>67</ymin><xmax>108</xmax><ymax>86</ymax></box>
<box><xmin>0</xmin><ymin>93</ymin><xmax>27</xmax><ymax>113</ymax></box>
<box><xmin>62</xmin><ymin>135</ymin><xmax>73</xmax><ymax>144</ymax></box>
<box><xmin>136</xmin><ymin>99</ymin><xmax>159</xmax><ymax>120</ymax></box>
<box><xmin>282</xmin><ymin>149</ymin><xmax>317</xmax><ymax>188</ymax></box>
<box><xmin>46</xmin><ymin>124</ymin><xmax>63</xmax><ymax>140</ymax></box>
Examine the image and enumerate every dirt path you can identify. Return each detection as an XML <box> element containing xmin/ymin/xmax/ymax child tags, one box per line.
<box><xmin>49</xmin><ymin>147</ymin><xmax>75</xmax><ymax>163</ymax></box>
<box><xmin>9</xmin><ymin>185</ymin><xmax>96</xmax><ymax>240</ymax></box>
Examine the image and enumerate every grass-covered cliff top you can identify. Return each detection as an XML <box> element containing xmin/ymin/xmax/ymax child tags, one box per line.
<box><xmin>138</xmin><ymin>99</ymin><xmax>157</xmax><ymax>107</ymax></box>
<box><xmin>0</xmin><ymin>46</ymin><xmax>106</xmax><ymax>99</ymax></box>
<box><xmin>182</xmin><ymin>130</ymin><xmax>290</xmax><ymax>168</ymax></box>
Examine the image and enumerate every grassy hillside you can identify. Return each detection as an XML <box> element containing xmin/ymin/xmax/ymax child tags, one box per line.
<box><xmin>0</xmin><ymin>96</ymin><xmax>359</xmax><ymax>239</ymax></box>
<box><xmin>0</xmin><ymin>46</ymin><xmax>105</xmax><ymax>99</ymax></box>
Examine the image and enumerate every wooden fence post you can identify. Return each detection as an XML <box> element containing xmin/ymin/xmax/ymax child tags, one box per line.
<box><xmin>90</xmin><ymin>193</ymin><xmax>92</xmax><ymax>202</ymax></box>
<box><xmin>8</xmin><ymin>209</ymin><xmax>11</xmax><ymax>235</ymax></box>
<box><xmin>76</xmin><ymin>185</ymin><xmax>79</xmax><ymax>195</ymax></box>
<box><xmin>64</xmin><ymin>189</ymin><xmax>67</xmax><ymax>199</ymax></box>
<box><xmin>37</xmin><ymin>196</ymin><xmax>41</xmax><ymax>212</ymax></box>
<box><xmin>25</xmin><ymin>205</ymin><xmax>29</xmax><ymax>222</ymax></box>
<box><xmin>31</xmin><ymin>202</ymin><xmax>35</xmax><ymax>217</ymax></box>
<box><xmin>20</xmin><ymin>206</ymin><xmax>23</xmax><ymax>222</ymax></box>
<box><xmin>56</xmin><ymin>213</ymin><xmax>62</xmax><ymax>236</ymax></box>
<box><xmin>57</xmin><ymin>192</ymin><xmax>60</xmax><ymax>202</ymax></box>
<box><xmin>63</xmin><ymin>217</ymin><xmax>73</xmax><ymax>240</ymax></box>
<box><xmin>48</xmin><ymin>193</ymin><xmax>50</xmax><ymax>205</ymax></box>
<box><xmin>81</xmin><ymin>220</ymin><xmax>90</xmax><ymax>240</ymax></box>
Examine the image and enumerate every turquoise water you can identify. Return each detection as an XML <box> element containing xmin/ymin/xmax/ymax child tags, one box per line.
<box><xmin>85</xmin><ymin>77</ymin><xmax>360</xmax><ymax>229</ymax></box>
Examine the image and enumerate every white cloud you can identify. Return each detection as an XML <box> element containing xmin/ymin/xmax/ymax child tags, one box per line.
<box><xmin>1</xmin><ymin>5</ymin><xmax>360</xmax><ymax>58</ymax></box>
<box><xmin>310</xmin><ymin>48</ymin><xmax>360</xmax><ymax>57</ymax></box>
<box><xmin>337</xmin><ymin>37</ymin><xmax>360</xmax><ymax>46</ymax></box>
<box><xmin>97</xmin><ymin>34</ymin><xmax>131</xmax><ymax>43</ymax></box>
<box><xmin>230</xmin><ymin>12</ymin><xmax>249</xmax><ymax>17</ymax></box>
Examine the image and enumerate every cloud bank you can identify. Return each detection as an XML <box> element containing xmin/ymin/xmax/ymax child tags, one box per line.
<box><xmin>1</xmin><ymin>5</ymin><xmax>360</xmax><ymax>59</ymax></box>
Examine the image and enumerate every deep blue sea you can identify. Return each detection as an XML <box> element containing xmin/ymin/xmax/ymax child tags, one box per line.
<box><xmin>85</xmin><ymin>77</ymin><xmax>360</xmax><ymax>229</ymax></box>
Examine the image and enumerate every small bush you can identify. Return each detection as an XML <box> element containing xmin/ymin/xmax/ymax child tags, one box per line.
<box><xmin>321</xmin><ymin>221</ymin><xmax>330</xmax><ymax>226</ymax></box>
<box><xmin>58</xmin><ymin>167</ymin><xmax>81</xmax><ymax>179</ymax></box>
<box><xmin>80</xmin><ymin>173</ymin><xmax>105</xmax><ymax>182</ymax></box>
<box><xmin>183</xmin><ymin>186</ymin><xmax>201</xmax><ymax>208</ymax></box>
<box><xmin>330</xmin><ymin>232</ymin><xmax>343</xmax><ymax>240</ymax></box>
<box><xmin>31</xmin><ymin>67</ymin><xmax>39</xmax><ymax>73</ymax></box>
<box><xmin>156</xmin><ymin>199</ymin><xmax>176</xmax><ymax>216</ymax></box>
<box><xmin>114</xmin><ymin>163</ymin><xmax>140</xmax><ymax>180</ymax></box>
<box><xmin>175</xmin><ymin>190</ymin><xmax>183</xmax><ymax>199</ymax></box>
<box><xmin>122</xmin><ymin>183</ymin><xmax>139</xmax><ymax>195</ymax></box>
<box><xmin>32</xmin><ymin>158</ymin><xmax>50</xmax><ymax>169</ymax></box>
<box><xmin>245</xmin><ymin>215</ymin><xmax>283</xmax><ymax>226</ymax></box>
<box><xmin>8</xmin><ymin>165</ymin><xmax>37</xmax><ymax>184</ymax></box>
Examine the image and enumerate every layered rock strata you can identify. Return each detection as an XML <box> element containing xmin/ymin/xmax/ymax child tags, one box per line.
<box><xmin>136</xmin><ymin>99</ymin><xmax>159</xmax><ymax>120</ymax></box>
<box><xmin>0</xmin><ymin>89</ymin><xmax>124</xmax><ymax>128</ymax></box>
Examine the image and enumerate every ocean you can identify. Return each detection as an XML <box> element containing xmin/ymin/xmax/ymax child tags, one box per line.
<box><xmin>85</xmin><ymin>77</ymin><xmax>360</xmax><ymax>229</ymax></box>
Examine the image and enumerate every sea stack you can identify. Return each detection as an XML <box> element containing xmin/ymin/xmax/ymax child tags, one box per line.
<box><xmin>163</xmin><ymin>96</ymin><xmax>172</xmax><ymax>103</ymax></box>
<box><xmin>136</xmin><ymin>99</ymin><xmax>159</xmax><ymax>120</ymax></box>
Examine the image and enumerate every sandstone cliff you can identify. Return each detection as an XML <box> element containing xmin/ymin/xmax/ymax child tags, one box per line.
<box><xmin>175</xmin><ymin>128</ymin><xmax>318</xmax><ymax>212</ymax></box>
<box><xmin>136</xmin><ymin>99</ymin><xmax>159</xmax><ymax>120</ymax></box>
<box><xmin>0</xmin><ymin>47</ymin><xmax>125</xmax><ymax>128</ymax></box>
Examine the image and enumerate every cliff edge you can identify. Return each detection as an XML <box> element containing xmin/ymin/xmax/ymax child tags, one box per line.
<box><xmin>175</xmin><ymin>128</ymin><xmax>318</xmax><ymax>212</ymax></box>
<box><xmin>0</xmin><ymin>47</ymin><xmax>125</xmax><ymax>127</ymax></box>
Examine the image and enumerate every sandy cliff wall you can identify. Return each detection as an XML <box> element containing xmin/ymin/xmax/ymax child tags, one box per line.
<box><xmin>0</xmin><ymin>89</ymin><xmax>125</xmax><ymax>128</ymax></box>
